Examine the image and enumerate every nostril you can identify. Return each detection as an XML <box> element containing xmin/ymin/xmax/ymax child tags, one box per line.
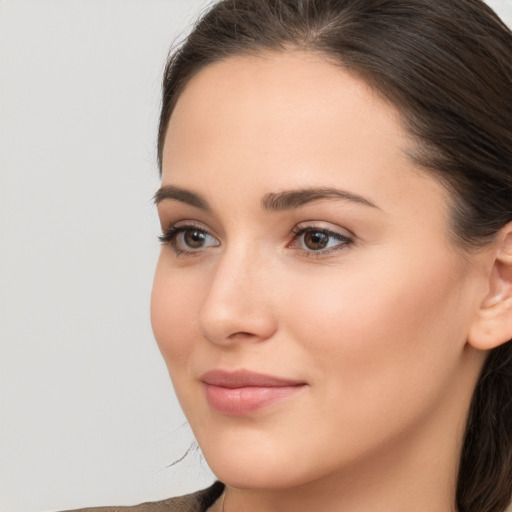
<box><xmin>200</xmin><ymin>329</ymin><xmax>261</xmax><ymax>345</ymax></box>
<box><xmin>228</xmin><ymin>331</ymin><xmax>257</xmax><ymax>340</ymax></box>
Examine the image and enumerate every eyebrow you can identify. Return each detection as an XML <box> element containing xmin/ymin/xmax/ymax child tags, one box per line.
<box><xmin>262</xmin><ymin>187</ymin><xmax>379</xmax><ymax>211</ymax></box>
<box><xmin>154</xmin><ymin>185</ymin><xmax>212</xmax><ymax>211</ymax></box>
<box><xmin>154</xmin><ymin>185</ymin><xmax>379</xmax><ymax>212</ymax></box>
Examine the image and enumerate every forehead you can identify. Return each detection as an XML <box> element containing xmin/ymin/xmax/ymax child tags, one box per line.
<box><xmin>168</xmin><ymin>51</ymin><xmax>403</xmax><ymax>165</ymax></box>
<box><xmin>165</xmin><ymin>51</ymin><xmax>406</xmax><ymax>151</ymax></box>
<box><xmin>161</xmin><ymin>51</ymin><xmax>448</xmax><ymax>223</ymax></box>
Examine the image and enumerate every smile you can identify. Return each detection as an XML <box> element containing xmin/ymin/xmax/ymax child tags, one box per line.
<box><xmin>201</xmin><ymin>369</ymin><xmax>307</xmax><ymax>416</ymax></box>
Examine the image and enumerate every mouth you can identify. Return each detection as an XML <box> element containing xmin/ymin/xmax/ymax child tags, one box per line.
<box><xmin>200</xmin><ymin>369</ymin><xmax>307</xmax><ymax>416</ymax></box>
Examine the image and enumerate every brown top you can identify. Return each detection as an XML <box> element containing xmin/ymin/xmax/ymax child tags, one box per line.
<box><xmin>59</xmin><ymin>482</ymin><xmax>225</xmax><ymax>512</ymax></box>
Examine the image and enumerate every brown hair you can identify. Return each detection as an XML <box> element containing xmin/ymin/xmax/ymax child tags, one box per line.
<box><xmin>157</xmin><ymin>1</ymin><xmax>512</xmax><ymax>511</ymax></box>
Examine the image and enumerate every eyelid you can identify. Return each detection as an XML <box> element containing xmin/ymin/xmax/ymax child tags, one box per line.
<box><xmin>292</xmin><ymin>221</ymin><xmax>355</xmax><ymax>238</ymax></box>
<box><xmin>161</xmin><ymin>218</ymin><xmax>211</xmax><ymax>232</ymax></box>
<box><xmin>158</xmin><ymin>219</ymin><xmax>354</xmax><ymax>258</ymax></box>
<box><xmin>159</xmin><ymin>220</ymin><xmax>220</xmax><ymax>255</ymax></box>
<box><xmin>287</xmin><ymin>222</ymin><xmax>355</xmax><ymax>257</ymax></box>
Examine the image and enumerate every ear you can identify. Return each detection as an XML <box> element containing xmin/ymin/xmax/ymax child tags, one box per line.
<box><xmin>468</xmin><ymin>222</ymin><xmax>512</xmax><ymax>351</ymax></box>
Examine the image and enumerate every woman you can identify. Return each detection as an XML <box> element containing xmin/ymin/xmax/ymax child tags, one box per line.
<box><xmin>66</xmin><ymin>0</ymin><xmax>512</xmax><ymax>511</ymax></box>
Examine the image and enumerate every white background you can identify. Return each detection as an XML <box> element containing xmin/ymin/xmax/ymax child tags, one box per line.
<box><xmin>1</xmin><ymin>1</ymin><xmax>511</xmax><ymax>511</ymax></box>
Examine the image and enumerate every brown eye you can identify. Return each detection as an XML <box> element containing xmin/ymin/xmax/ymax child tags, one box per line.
<box><xmin>183</xmin><ymin>229</ymin><xmax>209</xmax><ymax>249</ymax></box>
<box><xmin>303</xmin><ymin>230</ymin><xmax>329</xmax><ymax>250</ymax></box>
<box><xmin>159</xmin><ymin>224</ymin><xmax>220</xmax><ymax>254</ymax></box>
<box><xmin>289</xmin><ymin>225</ymin><xmax>354</xmax><ymax>255</ymax></box>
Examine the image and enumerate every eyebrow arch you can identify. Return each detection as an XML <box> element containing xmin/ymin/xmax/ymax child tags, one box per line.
<box><xmin>153</xmin><ymin>185</ymin><xmax>211</xmax><ymax>211</ymax></box>
<box><xmin>262</xmin><ymin>187</ymin><xmax>379</xmax><ymax>211</ymax></box>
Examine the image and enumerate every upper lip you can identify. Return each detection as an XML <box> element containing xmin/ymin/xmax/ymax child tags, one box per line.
<box><xmin>200</xmin><ymin>369</ymin><xmax>306</xmax><ymax>388</ymax></box>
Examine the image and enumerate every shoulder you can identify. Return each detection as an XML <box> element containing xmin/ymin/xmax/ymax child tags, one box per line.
<box><xmin>58</xmin><ymin>482</ymin><xmax>225</xmax><ymax>512</ymax></box>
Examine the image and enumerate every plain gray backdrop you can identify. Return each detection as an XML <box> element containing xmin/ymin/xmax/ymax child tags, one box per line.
<box><xmin>1</xmin><ymin>1</ymin><xmax>511</xmax><ymax>511</ymax></box>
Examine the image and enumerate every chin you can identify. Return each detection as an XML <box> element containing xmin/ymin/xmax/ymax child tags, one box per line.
<box><xmin>196</xmin><ymin>428</ymin><xmax>303</xmax><ymax>489</ymax></box>
<box><xmin>195</xmin><ymin>425</ymin><xmax>344</xmax><ymax>491</ymax></box>
<box><xmin>208</xmin><ymin>458</ymin><xmax>306</xmax><ymax>490</ymax></box>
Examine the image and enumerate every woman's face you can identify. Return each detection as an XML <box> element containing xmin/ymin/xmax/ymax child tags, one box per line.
<box><xmin>152</xmin><ymin>52</ymin><xmax>488</xmax><ymax>489</ymax></box>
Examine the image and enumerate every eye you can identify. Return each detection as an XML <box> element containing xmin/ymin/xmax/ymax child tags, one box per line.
<box><xmin>159</xmin><ymin>223</ymin><xmax>219</xmax><ymax>255</ymax></box>
<box><xmin>289</xmin><ymin>225</ymin><xmax>353</xmax><ymax>255</ymax></box>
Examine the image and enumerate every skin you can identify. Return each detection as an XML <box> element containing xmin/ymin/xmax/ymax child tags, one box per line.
<box><xmin>151</xmin><ymin>52</ymin><xmax>498</xmax><ymax>512</ymax></box>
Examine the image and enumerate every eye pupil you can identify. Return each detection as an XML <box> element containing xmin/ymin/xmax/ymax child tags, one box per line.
<box><xmin>184</xmin><ymin>229</ymin><xmax>206</xmax><ymax>248</ymax></box>
<box><xmin>304</xmin><ymin>230</ymin><xmax>329</xmax><ymax>250</ymax></box>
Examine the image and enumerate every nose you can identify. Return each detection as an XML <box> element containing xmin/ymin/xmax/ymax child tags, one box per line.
<box><xmin>198</xmin><ymin>247</ymin><xmax>278</xmax><ymax>346</ymax></box>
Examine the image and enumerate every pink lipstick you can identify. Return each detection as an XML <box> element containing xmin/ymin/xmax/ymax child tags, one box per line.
<box><xmin>201</xmin><ymin>369</ymin><xmax>306</xmax><ymax>416</ymax></box>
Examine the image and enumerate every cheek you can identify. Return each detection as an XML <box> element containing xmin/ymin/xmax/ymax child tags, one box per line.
<box><xmin>150</xmin><ymin>259</ymin><xmax>199</xmax><ymax>371</ymax></box>
<box><xmin>285</xmin><ymin>250</ymin><xmax>470</xmax><ymax>419</ymax></box>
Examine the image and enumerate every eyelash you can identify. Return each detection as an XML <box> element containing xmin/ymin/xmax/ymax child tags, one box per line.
<box><xmin>158</xmin><ymin>222</ymin><xmax>216</xmax><ymax>256</ymax></box>
<box><xmin>159</xmin><ymin>223</ymin><xmax>354</xmax><ymax>257</ymax></box>
<box><xmin>288</xmin><ymin>225</ymin><xmax>354</xmax><ymax>258</ymax></box>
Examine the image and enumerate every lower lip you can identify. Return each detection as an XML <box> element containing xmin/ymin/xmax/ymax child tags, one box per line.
<box><xmin>204</xmin><ymin>384</ymin><xmax>305</xmax><ymax>416</ymax></box>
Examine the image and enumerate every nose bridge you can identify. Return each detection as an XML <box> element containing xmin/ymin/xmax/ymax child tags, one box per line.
<box><xmin>198</xmin><ymin>241</ymin><xmax>277</xmax><ymax>344</ymax></box>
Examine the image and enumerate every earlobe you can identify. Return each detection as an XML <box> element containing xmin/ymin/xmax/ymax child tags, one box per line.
<box><xmin>468</xmin><ymin>225</ymin><xmax>512</xmax><ymax>351</ymax></box>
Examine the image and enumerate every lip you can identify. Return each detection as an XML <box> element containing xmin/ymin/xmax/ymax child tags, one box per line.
<box><xmin>200</xmin><ymin>369</ymin><xmax>307</xmax><ymax>416</ymax></box>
